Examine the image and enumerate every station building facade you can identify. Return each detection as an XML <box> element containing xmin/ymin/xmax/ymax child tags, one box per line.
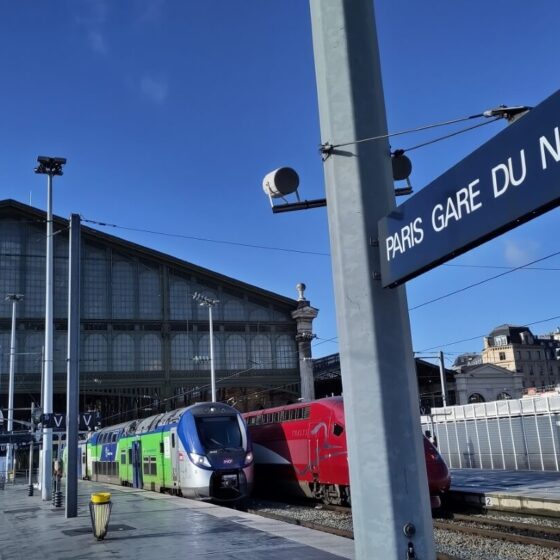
<box><xmin>0</xmin><ymin>200</ymin><xmax>305</xmax><ymax>424</ymax></box>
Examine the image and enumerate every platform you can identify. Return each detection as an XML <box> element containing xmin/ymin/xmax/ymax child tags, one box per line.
<box><xmin>0</xmin><ymin>480</ymin><xmax>354</xmax><ymax>560</ymax></box>
<box><xmin>449</xmin><ymin>468</ymin><xmax>560</xmax><ymax>516</ymax></box>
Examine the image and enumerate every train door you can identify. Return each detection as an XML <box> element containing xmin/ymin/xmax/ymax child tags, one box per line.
<box><xmin>169</xmin><ymin>428</ymin><xmax>179</xmax><ymax>492</ymax></box>
<box><xmin>132</xmin><ymin>440</ymin><xmax>143</xmax><ymax>489</ymax></box>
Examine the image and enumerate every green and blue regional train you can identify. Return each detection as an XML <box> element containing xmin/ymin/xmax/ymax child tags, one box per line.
<box><xmin>77</xmin><ymin>402</ymin><xmax>254</xmax><ymax>502</ymax></box>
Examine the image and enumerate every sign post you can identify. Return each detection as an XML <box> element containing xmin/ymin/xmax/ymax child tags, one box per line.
<box><xmin>379</xmin><ymin>90</ymin><xmax>560</xmax><ymax>287</ymax></box>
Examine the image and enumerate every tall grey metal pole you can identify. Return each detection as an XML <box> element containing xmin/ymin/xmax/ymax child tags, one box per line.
<box><xmin>439</xmin><ymin>351</ymin><xmax>448</xmax><ymax>407</ymax></box>
<box><xmin>28</xmin><ymin>402</ymin><xmax>34</xmax><ymax>496</ymax></box>
<box><xmin>65</xmin><ymin>214</ymin><xmax>81</xmax><ymax>517</ymax></box>
<box><xmin>6</xmin><ymin>294</ymin><xmax>23</xmax><ymax>477</ymax></box>
<box><xmin>42</xmin><ymin>172</ymin><xmax>54</xmax><ymax>501</ymax></box>
<box><xmin>309</xmin><ymin>2</ymin><xmax>435</xmax><ymax>558</ymax></box>
<box><xmin>208</xmin><ymin>305</ymin><xmax>216</xmax><ymax>402</ymax></box>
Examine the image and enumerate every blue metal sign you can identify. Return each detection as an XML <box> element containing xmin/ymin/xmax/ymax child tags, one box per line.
<box><xmin>379</xmin><ymin>89</ymin><xmax>560</xmax><ymax>287</ymax></box>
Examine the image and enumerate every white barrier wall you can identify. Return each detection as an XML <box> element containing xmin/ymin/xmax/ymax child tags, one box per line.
<box><xmin>421</xmin><ymin>396</ymin><xmax>560</xmax><ymax>471</ymax></box>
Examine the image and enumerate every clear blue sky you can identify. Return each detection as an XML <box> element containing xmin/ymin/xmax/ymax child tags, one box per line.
<box><xmin>1</xmin><ymin>1</ymin><xmax>559</xmax><ymax>367</ymax></box>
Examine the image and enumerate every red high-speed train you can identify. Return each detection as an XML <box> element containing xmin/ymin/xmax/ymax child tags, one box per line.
<box><xmin>243</xmin><ymin>396</ymin><xmax>450</xmax><ymax>508</ymax></box>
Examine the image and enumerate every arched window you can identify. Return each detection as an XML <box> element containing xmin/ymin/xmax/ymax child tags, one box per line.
<box><xmin>83</xmin><ymin>334</ymin><xmax>108</xmax><ymax>372</ymax></box>
<box><xmin>497</xmin><ymin>392</ymin><xmax>511</xmax><ymax>400</ymax></box>
<box><xmin>54</xmin><ymin>333</ymin><xmax>68</xmax><ymax>373</ymax></box>
<box><xmin>139</xmin><ymin>265</ymin><xmax>161</xmax><ymax>319</ymax></box>
<box><xmin>139</xmin><ymin>334</ymin><xmax>162</xmax><ymax>371</ymax></box>
<box><xmin>249</xmin><ymin>307</ymin><xmax>271</xmax><ymax>321</ymax></box>
<box><xmin>169</xmin><ymin>278</ymin><xmax>193</xmax><ymax>320</ymax></box>
<box><xmin>225</xmin><ymin>335</ymin><xmax>247</xmax><ymax>369</ymax></box>
<box><xmin>251</xmin><ymin>335</ymin><xmax>272</xmax><ymax>369</ymax></box>
<box><xmin>198</xmin><ymin>333</ymin><xmax>221</xmax><ymax>369</ymax></box>
<box><xmin>83</xmin><ymin>244</ymin><xmax>108</xmax><ymax>318</ymax></box>
<box><xmin>171</xmin><ymin>333</ymin><xmax>194</xmax><ymax>370</ymax></box>
<box><xmin>276</xmin><ymin>335</ymin><xmax>297</xmax><ymax>368</ymax></box>
<box><xmin>468</xmin><ymin>393</ymin><xmax>485</xmax><ymax>403</ymax></box>
<box><xmin>24</xmin><ymin>332</ymin><xmax>43</xmax><ymax>374</ymax></box>
<box><xmin>223</xmin><ymin>299</ymin><xmax>246</xmax><ymax>321</ymax></box>
<box><xmin>113</xmin><ymin>333</ymin><xmax>135</xmax><ymax>371</ymax></box>
<box><xmin>112</xmin><ymin>259</ymin><xmax>136</xmax><ymax>319</ymax></box>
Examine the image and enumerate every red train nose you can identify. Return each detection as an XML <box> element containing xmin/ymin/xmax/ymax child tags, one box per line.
<box><xmin>424</xmin><ymin>438</ymin><xmax>451</xmax><ymax>494</ymax></box>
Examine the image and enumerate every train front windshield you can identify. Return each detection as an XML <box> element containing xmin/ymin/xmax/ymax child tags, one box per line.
<box><xmin>195</xmin><ymin>416</ymin><xmax>242</xmax><ymax>451</ymax></box>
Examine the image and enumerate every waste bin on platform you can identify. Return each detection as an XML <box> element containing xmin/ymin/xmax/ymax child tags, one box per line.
<box><xmin>89</xmin><ymin>492</ymin><xmax>112</xmax><ymax>540</ymax></box>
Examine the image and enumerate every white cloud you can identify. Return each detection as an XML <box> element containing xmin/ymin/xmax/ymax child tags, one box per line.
<box><xmin>88</xmin><ymin>31</ymin><xmax>108</xmax><ymax>55</ymax></box>
<box><xmin>504</xmin><ymin>239</ymin><xmax>540</xmax><ymax>267</ymax></box>
<box><xmin>140</xmin><ymin>76</ymin><xmax>169</xmax><ymax>105</ymax></box>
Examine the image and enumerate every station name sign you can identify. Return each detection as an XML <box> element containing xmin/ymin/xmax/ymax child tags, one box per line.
<box><xmin>378</xmin><ymin>89</ymin><xmax>560</xmax><ymax>287</ymax></box>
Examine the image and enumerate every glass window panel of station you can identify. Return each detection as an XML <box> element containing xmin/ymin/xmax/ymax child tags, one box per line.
<box><xmin>275</xmin><ymin>335</ymin><xmax>297</xmax><ymax>368</ymax></box>
<box><xmin>249</xmin><ymin>306</ymin><xmax>271</xmax><ymax>322</ymax></box>
<box><xmin>0</xmin><ymin>223</ymin><xmax>22</xmax><ymax>319</ymax></box>
<box><xmin>113</xmin><ymin>333</ymin><xmax>135</xmax><ymax>371</ymax></box>
<box><xmin>112</xmin><ymin>258</ymin><xmax>136</xmax><ymax>319</ymax></box>
<box><xmin>0</xmin><ymin>332</ymin><xmax>9</xmax><ymax>374</ymax></box>
<box><xmin>54</xmin><ymin>255</ymin><xmax>69</xmax><ymax>318</ymax></box>
<box><xmin>54</xmin><ymin>332</ymin><xmax>68</xmax><ymax>373</ymax></box>
<box><xmin>223</xmin><ymin>299</ymin><xmax>246</xmax><ymax>321</ymax></box>
<box><xmin>251</xmin><ymin>335</ymin><xmax>272</xmax><ymax>369</ymax></box>
<box><xmin>169</xmin><ymin>276</ymin><xmax>194</xmax><ymax>320</ymax></box>
<box><xmin>225</xmin><ymin>334</ymin><xmax>247</xmax><ymax>369</ymax></box>
<box><xmin>138</xmin><ymin>264</ymin><xmax>162</xmax><ymax>319</ymax></box>
<box><xmin>24</xmin><ymin>332</ymin><xmax>44</xmax><ymax>374</ymax></box>
<box><xmin>171</xmin><ymin>333</ymin><xmax>194</xmax><ymax>370</ymax></box>
<box><xmin>197</xmin><ymin>334</ymin><xmax>221</xmax><ymax>369</ymax></box>
<box><xmin>82</xmin><ymin>244</ymin><xmax>108</xmax><ymax>318</ymax></box>
<box><xmin>82</xmin><ymin>333</ymin><xmax>108</xmax><ymax>372</ymax></box>
<box><xmin>139</xmin><ymin>333</ymin><xmax>162</xmax><ymax>371</ymax></box>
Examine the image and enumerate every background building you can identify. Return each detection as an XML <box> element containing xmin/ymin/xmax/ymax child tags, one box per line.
<box><xmin>0</xmin><ymin>200</ymin><xmax>312</xmax><ymax>426</ymax></box>
<box><xmin>481</xmin><ymin>324</ymin><xmax>560</xmax><ymax>389</ymax></box>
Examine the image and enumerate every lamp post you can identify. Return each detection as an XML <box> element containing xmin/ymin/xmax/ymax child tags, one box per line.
<box><xmin>5</xmin><ymin>293</ymin><xmax>23</xmax><ymax>478</ymax></box>
<box><xmin>192</xmin><ymin>292</ymin><xmax>219</xmax><ymax>402</ymax></box>
<box><xmin>34</xmin><ymin>155</ymin><xmax>66</xmax><ymax>500</ymax></box>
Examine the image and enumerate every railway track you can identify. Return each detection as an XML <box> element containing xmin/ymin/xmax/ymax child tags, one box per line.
<box><xmin>434</xmin><ymin>513</ymin><xmax>560</xmax><ymax>550</ymax></box>
<box><xmin>246</xmin><ymin>498</ymin><xmax>560</xmax><ymax>560</ymax></box>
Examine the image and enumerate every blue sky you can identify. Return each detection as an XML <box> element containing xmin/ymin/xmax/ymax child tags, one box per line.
<box><xmin>1</xmin><ymin>1</ymin><xmax>560</xmax><ymax>367</ymax></box>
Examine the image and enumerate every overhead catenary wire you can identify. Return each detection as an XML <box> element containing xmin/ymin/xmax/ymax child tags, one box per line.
<box><xmin>409</xmin><ymin>248</ymin><xmax>560</xmax><ymax>311</ymax></box>
<box><xmin>80</xmin><ymin>217</ymin><xmax>329</xmax><ymax>257</ymax></box>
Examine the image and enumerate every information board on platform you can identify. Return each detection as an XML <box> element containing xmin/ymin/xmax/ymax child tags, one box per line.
<box><xmin>378</xmin><ymin>89</ymin><xmax>560</xmax><ymax>287</ymax></box>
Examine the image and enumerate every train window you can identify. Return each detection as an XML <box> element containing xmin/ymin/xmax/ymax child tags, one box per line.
<box><xmin>128</xmin><ymin>449</ymin><xmax>133</xmax><ymax>463</ymax></box>
<box><xmin>160</xmin><ymin>442</ymin><xmax>164</xmax><ymax>454</ymax></box>
<box><xmin>121</xmin><ymin>452</ymin><xmax>127</xmax><ymax>465</ymax></box>
<box><xmin>333</xmin><ymin>423</ymin><xmax>344</xmax><ymax>437</ymax></box>
<box><xmin>303</xmin><ymin>407</ymin><xmax>310</xmax><ymax>419</ymax></box>
<box><xmin>111</xmin><ymin>433</ymin><xmax>117</xmax><ymax>443</ymax></box>
<box><xmin>151</xmin><ymin>458</ymin><xmax>157</xmax><ymax>476</ymax></box>
<box><xmin>143</xmin><ymin>458</ymin><xmax>150</xmax><ymax>475</ymax></box>
<box><xmin>171</xmin><ymin>433</ymin><xmax>176</xmax><ymax>448</ymax></box>
<box><xmin>272</xmin><ymin>412</ymin><xmax>279</xmax><ymax>423</ymax></box>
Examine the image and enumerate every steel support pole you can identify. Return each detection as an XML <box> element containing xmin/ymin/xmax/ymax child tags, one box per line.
<box><xmin>209</xmin><ymin>305</ymin><xmax>216</xmax><ymax>402</ymax></box>
<box><xmin>6</xmin><ymin>298</ymin><xmax>18</xmax><ymax>476</ymax></box>
<box><xmin>41</xmin><ymin>173</ymin><xmax>54</xmax><ymax>501</ymax></box>
<box><xmin>309</xmin><ymin>2</ymin><xmax>435</xmax><ymax>558</ymax></box>
<box><xmin>439</xmin><ymin>351</ymin><xmax>448</xmax><ymax>407</ymax></box>
<box><xmin>66</xmin><ymin>214</ymin><xmax>81</xmax><ymax>517</ymax></box>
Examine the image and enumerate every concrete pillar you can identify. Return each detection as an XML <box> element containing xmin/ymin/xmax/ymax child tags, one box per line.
<box><xmin>291</xmin><ymin>283</ymin><xmax>318</xmax><ymax>401</ymax></box>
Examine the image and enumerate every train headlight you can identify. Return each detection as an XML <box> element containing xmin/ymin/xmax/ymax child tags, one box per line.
<box><xmin>244</xmin><ymin>451</ymin><xmax>254</xmax><ymax>466</ymax></box>
<box><xmin>188</xmin><ymin>452</ymin><xmax>211</xmax><ymax>468</ymax></box>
